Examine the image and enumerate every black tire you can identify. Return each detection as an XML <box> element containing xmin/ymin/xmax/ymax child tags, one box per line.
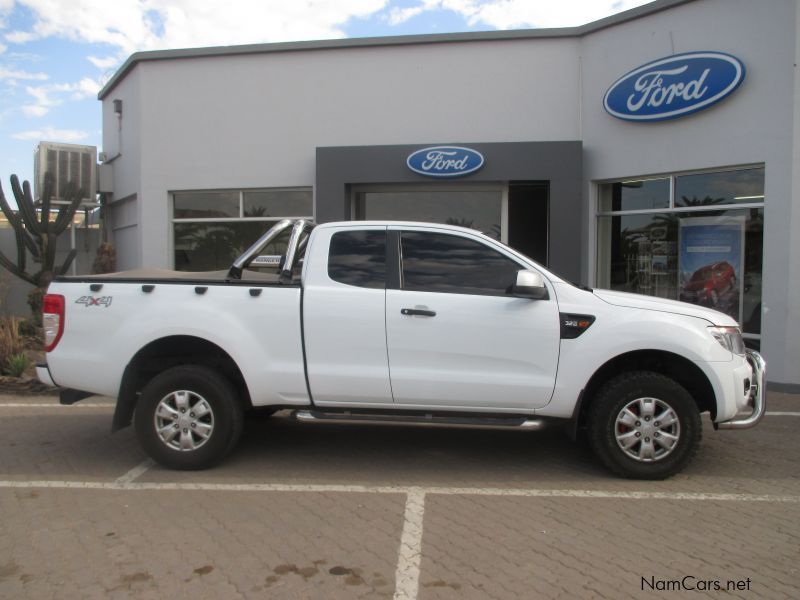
<box><xmin>587</xmin><ymin>371</ymin><xmax>701</xmax><ymax>480</ymax></box>
<box><xmin>134</xmin><ymin>365</ymin><xmax>244</xmax><ymax>470</ymax></box>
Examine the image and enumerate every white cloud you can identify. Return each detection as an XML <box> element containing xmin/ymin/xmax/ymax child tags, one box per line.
<box><xmin>87</xmin><ymin>54</ymin><xmax>122</xmax><ymax>70</ymax></box>
<box><xmin>22</xmin><ymin>77</ymin><xmax>102</xmax><ymax>117</ymax></box>
<box><xmin>386</xmin><ymin>0</ymin><xmax>653</xmax><ymax>29</ymax></box>
<box><xmin>0</xmin><ymin>65</ymin><xmax>47</xmax><ymax>80</ymax></box>
<box><xmin>468</xmin><ymin>0</ymin><xmax>653</xmax><ymax>28</ymax></box>
<box><xmin>5</xmin><ymin>0</ymin><xmax>389</xmax><ymax>56</ymax></box>
<box><xmin>0</xmin><ymin>43</ymin><xmax>6</xmax><ymax>54</ymax></box>
<box><xmin>3</xmin><ymin>1</ymin><xmax>655</xmax><ymax>64</ymax></box>
<box><xmin>21</xmin><ymin>104</ymin><xmax>47</xmax><ymax>117</ymax></box>
<box><xmin>0</xmin><ymin>0</ymin><xmax>12</xmax><ymax>29</ymax></box>
<box><xmin>386</xmin><ymin>0</ymin><xmax>440</xmax><ymax>25</ymax></box>
<box><xmin>5</xmin><ymin>51</ymin><xmax>43</xmax><ymax>62</ymax></box>
<box><xmin>387</xmin><ymin>6</ymin><xmax>425</xmax><ymax>25</ymax></box>
<box><xmin>4</xmin><ymin>30</ymin><xmax>35</xmax><ymax>43</ymax></box>
<box><xmin>12</xmin><ymin>126</ymin><xmax>89</xmax><ymax>141</ymax></box>
<box><xmin>71</xmin><ymin>77</ymin><xmax>100</xmax><ymax>99</ymax></box>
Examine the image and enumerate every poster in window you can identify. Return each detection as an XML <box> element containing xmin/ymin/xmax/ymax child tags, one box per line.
<box><xmin>678</xmin><ymin>216</ymin><xmax>744</xmax><ymax>323</ymax></box>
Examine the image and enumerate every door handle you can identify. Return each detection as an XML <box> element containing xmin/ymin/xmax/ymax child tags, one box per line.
<box><xmin>401</xmin><ymin>308</ymin><xmax>436</xmax><ymax>317</ymax></box>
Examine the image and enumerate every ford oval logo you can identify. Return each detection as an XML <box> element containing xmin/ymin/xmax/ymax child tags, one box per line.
<box><xmin>603</xmin><ymin>52</ymin><xmax>745</xmax><ymax>122</ymax></box>
<box><xmin>407</xmin><ymin>146</ymin><xmax>484</xmax><ymax>178</ymax></box>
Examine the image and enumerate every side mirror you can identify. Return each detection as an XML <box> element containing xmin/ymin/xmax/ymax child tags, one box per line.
<box><xmin>513</xmin><ymin>270</ymin><xmax>549</xmax><ymax>300</ymax></box>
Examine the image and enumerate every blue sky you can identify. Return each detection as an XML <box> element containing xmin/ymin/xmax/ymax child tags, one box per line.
<box><xmin>0</xmin><ymin>0</ymin><xmax>650</xmax><ymax>191</ymax></box>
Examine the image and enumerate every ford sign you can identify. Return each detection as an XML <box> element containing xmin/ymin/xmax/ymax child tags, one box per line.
<box><xmin>407</xmin><ymin>146</ymin><xmax>484</xmax><ymax>178</ymax></box>
<box><xmin>603</xmin><ymin>52</ymin><xmax>745</xmax><ymax>122</ymax></box>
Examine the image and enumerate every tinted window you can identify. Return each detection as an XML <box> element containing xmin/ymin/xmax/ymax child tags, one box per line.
<box><xmin>401</xmin><ymin>231</ymin><xmax>521</xmax><ymax>296</ymax></box>
<box><xmin>328</xmin><ymin>230</ymin><xmax>386</xmax><ymax>289</ymax></box>
<box><xmin>598</xmin><ymin>178</ymin><xmax>670</xmax><ymax>212</ymax></box>
<box><xmin>675</xmin><ymin>167</ymin><xmax>764</xmax><ymax>207</ymax></box>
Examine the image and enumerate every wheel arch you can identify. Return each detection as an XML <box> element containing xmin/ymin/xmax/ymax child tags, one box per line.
<box><xmin>112</xmin><ymin>335</ymin><xmax>251</xmax><ymax>432</ymax></box>
<box><xmin>573</xmin><ymin>349</ymin><xmax>717</xmax><ymax>434</ymax></box>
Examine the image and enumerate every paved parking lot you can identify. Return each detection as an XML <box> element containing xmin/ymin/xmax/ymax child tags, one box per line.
<box><xmin>1</xmin><ymin>392</ymin><xmax>798</xmax><ymax>599</ymax></box>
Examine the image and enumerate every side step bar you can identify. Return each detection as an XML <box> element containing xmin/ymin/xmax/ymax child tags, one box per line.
<box><xmin>292</xmin><ymin>410</ymin><xmax>545</xmax><ymax>431</ymax></box>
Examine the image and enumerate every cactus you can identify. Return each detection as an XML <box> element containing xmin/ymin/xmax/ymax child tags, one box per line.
<box><xmin>0</xmin><ymin>172</ymin><xmax>83</xmax><ymax>291</ymax></box>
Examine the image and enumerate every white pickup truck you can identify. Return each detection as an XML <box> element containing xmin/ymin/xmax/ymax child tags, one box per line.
<box><xmin>37</xmin><ymin>219</ymin><xmax>765</xmax><ymax>479</ymax></box>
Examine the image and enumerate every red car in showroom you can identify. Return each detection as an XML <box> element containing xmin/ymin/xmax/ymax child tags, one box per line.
<box><xmin>680</xmin><ymin>261</ymin><xmax>737</xmax><ymax>307</ymax></box>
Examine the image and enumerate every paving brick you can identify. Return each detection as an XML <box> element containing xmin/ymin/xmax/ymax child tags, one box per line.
<box><xmin>0</xmin><ymin>392</ymin><xmax>798</xmax><ymax>598</ymax></box>
<box><xmin>0</xmin><ymin>489</ymin><xmax>404</xmax><ymax>599</ymax></box>
<box><xmin>420</xmin><ymin>495</ymin><xmax>800</xmax><ymax>599</ymax></box>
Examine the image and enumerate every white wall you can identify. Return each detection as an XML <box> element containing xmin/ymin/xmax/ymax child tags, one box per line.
<box><xmin>102</xmin><ymin>68</ymin><xmax>143</xmax><ymax>268</ymax></box>
<box><xmin>581</xmin><ymin>0</ymin><xmax>798</xmax><ymax>385</ymax></box>
<box><xmin>787</xmin><ymin>0</ymin><xmax>800</xmax><ymax>386</ymax></box>
<box><xmin>128</xmin><ymin>37</ymin><xmax>581</xmax><ymax>270</ymax></box>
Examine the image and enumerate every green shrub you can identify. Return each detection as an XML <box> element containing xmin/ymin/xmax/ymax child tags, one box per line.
<box><xmin>5</xmin><ymin>352</ymin><xmax>28</xmax><ymax>377</ymax></box>
<box><xmin>0</xmin><ymin>317</ymin><xmax>25</xmax><ymax>374</ymax></box>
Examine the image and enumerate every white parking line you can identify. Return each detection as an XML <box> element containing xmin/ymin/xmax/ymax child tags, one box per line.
<box><xmin>114</xmin><ymin>459</ymin><xmax>155</xmax><ymax>485</ymax></box>
<box><xmin>765</xmin><ymin>411</ymin><xmax>800</xmax><ymax>416</ymax></box>
<box><xmin>394</xmin><ymin>489</ymin><xmax>426</xmax><ymax>600</ymax></box>
<box><xmin>0</xmin><ymin>480</ymin><xmax>797</xmax><ymax>502</ymax></box>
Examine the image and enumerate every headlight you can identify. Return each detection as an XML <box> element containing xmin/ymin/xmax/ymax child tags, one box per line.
<box><xmin>708</xmin><ymin>326</ymin><xmax>746</xmax><ymax>355</ymax></box>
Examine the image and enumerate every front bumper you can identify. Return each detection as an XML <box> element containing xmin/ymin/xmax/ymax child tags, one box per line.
<box><xmin>717</xmin><ymin>350</ymin><xmax>766</xmax><ymax>430</ymax></box>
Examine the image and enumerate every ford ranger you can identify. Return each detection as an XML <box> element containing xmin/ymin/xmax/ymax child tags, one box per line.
<box><xmin>37</xmin><ymin>219</ymin><xmax>765</xmax><ymax>479</ymax></box>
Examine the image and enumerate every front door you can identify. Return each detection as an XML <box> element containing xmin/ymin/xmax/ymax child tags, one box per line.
<box><xmin>385</xmin><ymin>227</ymin><xmax>560</xmax><ymax>410</ymax></box>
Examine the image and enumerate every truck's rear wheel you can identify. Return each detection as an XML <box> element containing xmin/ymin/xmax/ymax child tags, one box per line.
<box><xmin>134</xmin><ymin>366</ymin><xmax>243</xmax><ymax>470</ymax></box>
<box><xmin>588</xmin><ymin>371</ymin><xmax>701</xmax><ymax>479</ymax></box>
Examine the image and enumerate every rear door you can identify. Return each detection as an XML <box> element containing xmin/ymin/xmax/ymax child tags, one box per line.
<box><xmin>302</xmin><ymin>226</ymin><xmax>393</xmax><ymax>405</ymax></box>
<box><xmin>385</xmin><ymin>227</ymin><xmax>560</xmax><ymax>410</ymax></box>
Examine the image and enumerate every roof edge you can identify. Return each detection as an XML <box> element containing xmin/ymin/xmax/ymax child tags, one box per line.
<box><xmin>98</xmin><ymin>0</ymin><xmax>694</xmax><ymax>100</ymax></box>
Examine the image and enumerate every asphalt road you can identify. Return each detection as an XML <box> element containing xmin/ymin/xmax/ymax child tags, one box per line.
<box><xmin>1</xmin><ymin>392</ymin><xmax>798</xmax><ymax>599</ymax></box>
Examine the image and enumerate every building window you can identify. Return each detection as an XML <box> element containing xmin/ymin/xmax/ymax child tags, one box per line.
<box><xmin>596</xmin><ymin>167</ymin><xmax>764</xmax><ymax>340</ymax></box>
<box><xmin>172</xmin><ymin>188</ymin><xmax>312</xmax><ymax>271</ymax></box>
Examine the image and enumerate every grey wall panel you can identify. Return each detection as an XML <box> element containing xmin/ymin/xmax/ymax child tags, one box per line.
<box><xmin>316</xmin><ymin>141</ymin><xmax>583</xmax><ymax>283</ymax></box>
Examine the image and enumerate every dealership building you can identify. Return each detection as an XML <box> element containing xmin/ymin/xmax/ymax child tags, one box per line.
<box><xmin>96</xmin><ymin>0</ymin><xmax>800</xmax><ymax>391</ymax></box>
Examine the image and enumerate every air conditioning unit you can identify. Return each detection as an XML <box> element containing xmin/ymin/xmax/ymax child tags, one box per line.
<box><xmin>33</xmin><ymin>142</ymin><xmax>97</xmax><ymax>205</ymax></box>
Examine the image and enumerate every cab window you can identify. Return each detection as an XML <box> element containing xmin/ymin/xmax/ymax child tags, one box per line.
<box><xmin>400</xmin><ymin>231</ymin><xmax>521</xmax><ymax>296</ymax></box>
<box><xmin>328</xmin><ymin>230</ymin><xmax>386</xmax><ymax>289</ymax></box>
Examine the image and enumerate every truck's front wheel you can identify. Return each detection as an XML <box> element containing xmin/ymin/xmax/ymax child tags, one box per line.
<box><xmin>588</xmin><ymin>371</ymin><xmax>701</xmax><ymax>479</ymax></box>
<box><xmin>134</xmin><ymin>366</ymin><xmax>244</xmax><ymax>470</ymax></box>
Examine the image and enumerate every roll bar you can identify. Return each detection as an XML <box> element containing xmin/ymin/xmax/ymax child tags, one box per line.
<box><xmin>227</xmin><ymin>218</ymin><xmax>315</xmax><ymax>280</ymax></box>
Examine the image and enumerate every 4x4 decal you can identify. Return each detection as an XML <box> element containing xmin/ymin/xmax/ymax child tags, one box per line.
<box><xmin>75</xmin><ymin>295</ymin><xmax>113</xmax><ymax>307</ymax></box>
